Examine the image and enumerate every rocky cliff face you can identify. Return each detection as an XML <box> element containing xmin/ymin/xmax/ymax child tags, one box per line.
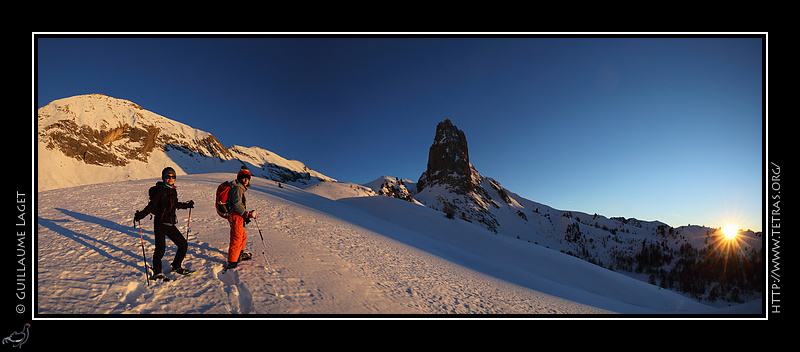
<box><xmin>417</xmin><ymin>119</ymin><xmax>474</xmax><ymax>194</ymax></box>
<box><xmin>39</xmin><ymin>118</ymin><xmax>157</xmax><ymax>166</ymax></box>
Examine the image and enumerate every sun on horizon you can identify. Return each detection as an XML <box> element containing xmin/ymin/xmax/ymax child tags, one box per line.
<box><xmin>722</xmin><ymin>224</ymin><xmax>739</xmax><ymax>240</ymax></box>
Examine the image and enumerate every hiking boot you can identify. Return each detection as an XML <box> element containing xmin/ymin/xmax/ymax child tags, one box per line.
<box><xmin>238</xmin><ymin>251</ymin><xmax>252</xmax><ymax>261</ymax></box>
<box><xmin>226</xmin><ymin>261</ymin><xmax>238</xmax><ymax>269</ymax></box>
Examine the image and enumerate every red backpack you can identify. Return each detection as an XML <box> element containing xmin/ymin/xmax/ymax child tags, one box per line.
<box><xmin>215</xmin><ymin>181</ymin><xmax>232</xmax><ymax>218</ymax></box>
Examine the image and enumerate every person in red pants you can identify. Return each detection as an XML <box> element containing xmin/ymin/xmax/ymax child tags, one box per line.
<box><xmin>226</xmin><ymin>166</ymin><xmax>257</xmax><ymax>269</ymax></box>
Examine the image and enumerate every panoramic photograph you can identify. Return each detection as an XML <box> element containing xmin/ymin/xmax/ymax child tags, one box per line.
<box><xmin>29</xmin><ymin>33</ymin><xmax>769</xmax><ymax>331</ymax></box>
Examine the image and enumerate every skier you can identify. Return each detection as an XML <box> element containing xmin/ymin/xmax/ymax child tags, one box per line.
<box><xmin>134</xmin><ymin>167</ymin><xmax>195</xmax><ymax>281</ymax></box>
<box><xmin>226</xmin><ymin>166</ymin><xmax>258</xmax><ymax>269</ymax></box>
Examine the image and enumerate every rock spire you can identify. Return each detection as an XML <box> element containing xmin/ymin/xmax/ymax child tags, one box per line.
<box><xmin>417</xmin><ymin>119</ymin><xmax>474</xmax><ymax>194</ymax></box>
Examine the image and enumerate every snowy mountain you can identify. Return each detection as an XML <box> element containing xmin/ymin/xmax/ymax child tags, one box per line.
<box><xmin>36</xmin><ymin>173</ymin><xmax>760</xmax><ymax>314</ymax></box>
<box><xmin>394</xmin><ymin>119</ymin><xmax>763</xmax><ymax>304</ymax></box>
<box><xmin>35</xmin><ymin>94</ymin><xmax>763</xmax><ymax>313</ymax></box>
<box><xmin>37</xmin><ymin>94</ymin><xmax>334</xmax><ymax>192</ymax></box>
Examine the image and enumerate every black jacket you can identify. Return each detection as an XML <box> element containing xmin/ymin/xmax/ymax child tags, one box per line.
<box><xmin>136</xmin><ymin>181</ymin><xmax>192</xmax><ymax>224</ymax></box>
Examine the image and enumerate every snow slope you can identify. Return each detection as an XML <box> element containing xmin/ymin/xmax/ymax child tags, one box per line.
<box><xmin>36</xmin><ymin>173</ymin><xmax>759</xmax><ymax>315</ymax></box>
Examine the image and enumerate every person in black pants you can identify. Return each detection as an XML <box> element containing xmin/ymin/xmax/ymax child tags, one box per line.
<box><xmin>135</xmin><ymin>167</ymin><xmax>194</xmax><ymax>280</ymax></box>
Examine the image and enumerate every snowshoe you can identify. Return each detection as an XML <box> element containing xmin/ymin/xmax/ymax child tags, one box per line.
<box><xmin>151</xmin><ymin>273</ymin><xmax>172</xmax><ymax>282</ymax></box>
<box><xmin>171</xmin><ymin>266</ymin><xmax>195</xmax><ymax>276</ymax></box>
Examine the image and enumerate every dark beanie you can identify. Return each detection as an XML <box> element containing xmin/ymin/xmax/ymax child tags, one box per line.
<box><xmin>162</xmin><ymin>167</ymin><xmax>176</xmax><ymax>179</ymax></box>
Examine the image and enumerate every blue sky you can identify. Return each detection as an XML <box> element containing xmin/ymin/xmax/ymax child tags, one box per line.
<box><xmin>35</xmin><ymin>35</ymin><xmax>764</xmax><ymax>232</ymax></box>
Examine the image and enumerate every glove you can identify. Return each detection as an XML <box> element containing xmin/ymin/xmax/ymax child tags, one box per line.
<box><xmin>245</xmin><ymin>211</ymin><xmax>258</xmax><ymax>219</ymax></box>
<box><xmin>134</xmin><ymin>210</ymin><xmax>145</xmax><ymax>222</ymax></box>
<box><xmin>186</xmin><ymin>200</ymin><xmax>194</xmax><ymax>208</ymax></box>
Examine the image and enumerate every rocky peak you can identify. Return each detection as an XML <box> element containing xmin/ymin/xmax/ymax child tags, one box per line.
<box><xmin>417</xmin><ymin>119</ymin><xmax>474</xmax><ymax>193</ymax></box>
<box><xmin>414</xmin><ymin>119</ymin><xmax>502</xmax><ymax>232</ymax></box>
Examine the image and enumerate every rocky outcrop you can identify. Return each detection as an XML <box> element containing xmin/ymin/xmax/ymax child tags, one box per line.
<box><xmin>417</xmin><ymin>119</ymin><xmax>474</xmax><ymax>194</ymax></box>
<box><xmin>377</xmin><ymin>177</ymin><xmax>418</xmax><ymax>203</ymax></box>
<box><xmin>39</xmin><ymin>117</ymin><xmax>161</xmax><ymax>166</ymax></box>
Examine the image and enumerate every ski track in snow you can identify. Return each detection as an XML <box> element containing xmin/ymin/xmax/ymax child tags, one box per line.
<box><xmin>38</xmin><ymin>174</ymin><xmax>753</xmax><ymax>316</ymax></box>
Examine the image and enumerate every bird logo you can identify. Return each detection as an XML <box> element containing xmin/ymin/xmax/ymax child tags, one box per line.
<box><xmin>2</xmin><ymin>323</ymin><xmax>29</xmax><ymax>348</ymax></box>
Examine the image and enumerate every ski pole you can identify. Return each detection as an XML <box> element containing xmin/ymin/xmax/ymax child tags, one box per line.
<box><xmin>137</xmin><ymin>220</ymin><xmax>150</xmax><ymax>286</ymax></box>
<box><xmin>186</xmin><ymin>208</ymin><xmax>192</xmax><ymax>241</ymax></box>
<box><xmin>253</xmin><ymin>217</ymin><xmax>272</xmax><ymax>271</ymax></box>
